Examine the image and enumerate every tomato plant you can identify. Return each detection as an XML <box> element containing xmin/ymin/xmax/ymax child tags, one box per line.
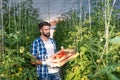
<box><xmin>0</xmin><ymin>0</ymin><xmax>41</xmax><ymax>79</ymax></box>
<box><xmin>1</xmin><ymin>0</ymin><xmax>120</xmax><ymax>80</ymax></box>
<box><xmin>54</xmin><ymin>1</ymin><xmax>120</xmax><ymax>80</ymax></box>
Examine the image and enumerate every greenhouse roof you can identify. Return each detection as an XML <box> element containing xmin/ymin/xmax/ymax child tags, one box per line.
<box><xmin>33</xmin><ymin>0</ymin><xmax>78</xmax><ymax>22</ymax></box>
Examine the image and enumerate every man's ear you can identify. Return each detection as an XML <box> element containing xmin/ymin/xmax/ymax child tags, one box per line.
<box><xmin>40</xmin><ymin>29</ymin><xmax>42</xmax><ymax>33</ymax></box>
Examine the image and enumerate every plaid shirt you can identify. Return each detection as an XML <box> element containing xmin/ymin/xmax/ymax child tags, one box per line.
<box><xmin>30</xmin><ymin>37</ymin><xmax>57</xmax><ymax>78</ymax></box>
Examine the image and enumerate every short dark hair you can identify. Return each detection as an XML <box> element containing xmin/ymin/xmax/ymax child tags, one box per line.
<box><xmin>38</xmin><ymin>22</ymin><xmax>51</xmax><ymax>30</ymax></box>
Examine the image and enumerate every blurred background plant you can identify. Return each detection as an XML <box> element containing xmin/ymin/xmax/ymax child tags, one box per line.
<box><xmin>54</xmin><ymin>0</ymin><xmax>120</xmax><ymax>80</ymax></box>
<box><xmin>0</xmin><ymin>0</ymin><xmax>41</xmax><ymax>79</ymax></box>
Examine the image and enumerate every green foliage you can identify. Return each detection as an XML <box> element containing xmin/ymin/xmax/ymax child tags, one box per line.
<box><xmin>110</xmin><ymin>36</ymin><xmax>120</xmax><ymax>44</ymax></box>
<box><xmin>54</xmin><ymin>0</ymin><xmax>120</xmax><ymax>80</ymax></box>
<box><xmin>0</xmin><ymin>0</ymin><xmax>40</xmax><ymax>79</ymax></box>
<box><xmin>1</xmin><ymin>0</ymin><xmax>120</xmax><ymax>80</ymax></box>
<box><xmin>0</xmin><ymin>48</ymin><xmax>37</xmax><ymax>80</ymax></box>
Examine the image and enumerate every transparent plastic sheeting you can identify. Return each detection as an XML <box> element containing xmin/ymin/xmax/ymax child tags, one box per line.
<box><xmin>0</xmin><ymin>0</ymin><xmax>94</xmax><ymax>22</ymax></box>
<box><xmin>7</xmin><ymin>0</ymin><xmax>78</xmax><ymax>22</ymax></box>
<box><xmin>32</xmin><ymin>0</ymin><xmax>88</xmax><ymax>22</ymax></box>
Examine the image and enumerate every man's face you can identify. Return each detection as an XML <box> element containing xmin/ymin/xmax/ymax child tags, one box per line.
<box><xmin>40</xmin><ymin>25</ymin><xmax>50</xmax><ymax>38</ymax></box>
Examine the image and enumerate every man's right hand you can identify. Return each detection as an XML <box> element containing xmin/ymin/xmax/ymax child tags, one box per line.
<box><xmin>31</xmin><ymin>60</ymin><xmax>42</xmax><ymax>65</ymax></box>
<box><xmin>36</xmin><ymin>60</ymin><xmax>42</xmax><ymax>65</ymax></box>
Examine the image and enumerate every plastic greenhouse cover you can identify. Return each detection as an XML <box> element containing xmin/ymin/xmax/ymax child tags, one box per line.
<box><xmin>32</xmin><ymin>0</ymin><xmax>79</xmax><ymax>22</ymax></box>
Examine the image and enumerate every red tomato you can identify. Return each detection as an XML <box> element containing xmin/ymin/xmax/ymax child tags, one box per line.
<box><xmin>57</xmin><ymin>50</ymin><xmax>67</xmax><ymax>58</ymax></box>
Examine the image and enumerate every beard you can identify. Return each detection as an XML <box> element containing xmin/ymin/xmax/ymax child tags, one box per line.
<box><xmin>42</xmin><ymin>32</ymin><xmax>50</xmax><ymax>38</ymax></box>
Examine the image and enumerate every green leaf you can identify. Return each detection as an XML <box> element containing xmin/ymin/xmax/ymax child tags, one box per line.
<box><xmin>107</xmin><ymin>72</ymin><xmax>119</xmax><ymax>80</ymax></box>
<box><xmin>109</xmin><ymin>36</ymin><xmax>120</xmax><ymax>44</ymax></box>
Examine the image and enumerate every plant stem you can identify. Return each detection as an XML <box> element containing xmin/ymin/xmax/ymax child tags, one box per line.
<box><xmin>88</xmin><ymin>0</ymin><xmax>98</xmax><ymax>68</ymax></box>
<box><xmin>105</xmin><ymin>0</ymin><xmax>116</xmax><ymax>55</ymax></box>
<box><xmin>0</xmin><ymin>0</ymin><xmax>5</xmax><ymax>60</ymax></box>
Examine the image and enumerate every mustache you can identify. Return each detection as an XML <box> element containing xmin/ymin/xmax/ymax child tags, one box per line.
<box><xmin>43</xmin><ymin>32</ymin><xmax>50</xmax><ymax>37</ymax></box>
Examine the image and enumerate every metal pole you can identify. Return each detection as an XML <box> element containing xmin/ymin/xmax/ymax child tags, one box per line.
<box><xmin>47</xmin><ymin>0</ymin><xmax>50</xmax><ymax>22</ymax></box>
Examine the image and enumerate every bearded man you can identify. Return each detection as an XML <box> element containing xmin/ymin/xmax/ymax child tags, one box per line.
<box><xmin>30</xmin><ymin>22</ymin><xmax>61</xmax><ymax>80</ymax></box>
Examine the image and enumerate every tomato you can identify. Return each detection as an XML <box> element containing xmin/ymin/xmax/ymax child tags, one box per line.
<box><xmin>18</xmin><ymin>67</ymin><xmax>23</xmax><ymax>71</ymax></box>
<box><xmin>57</xmin><ymin>50</ymin><xmax>67</xmax><ymax>58</ymax></box>
<box><xmin>52</xmin><ymin>50</ymin><xmax>67</xmax><ymax>59</ymax></box>
<box><xmin>53</xmin><ymin>56</ymin><xmax>57</xmax><ymax>59</ymax></box>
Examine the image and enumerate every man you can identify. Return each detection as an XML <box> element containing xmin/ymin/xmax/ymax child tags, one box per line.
<box><xmin>30</xmin><ymin>22</ymin><xmax>61</xmax><ymax>80</ymax></box>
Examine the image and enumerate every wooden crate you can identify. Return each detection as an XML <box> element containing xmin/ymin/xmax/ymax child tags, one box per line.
<box><xmin>47</xmin><ymin>49</ymin><xmax>79</xmax><ymax>67</ymax></box>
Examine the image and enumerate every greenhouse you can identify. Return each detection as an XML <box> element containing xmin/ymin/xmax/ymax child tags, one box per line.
<box><xmin>0</xmin><ymin>0</ymin><xmax>120</xmax><ymax>80</ymax></box>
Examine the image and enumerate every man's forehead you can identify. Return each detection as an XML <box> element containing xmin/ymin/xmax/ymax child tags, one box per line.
<box><xmin>42</xmin><ymin>25</ymin><xmax>50</xmax><ymax>29</ymax></box>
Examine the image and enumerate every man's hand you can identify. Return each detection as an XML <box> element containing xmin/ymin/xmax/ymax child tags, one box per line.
<box><xmin>36</xmin><ymin>60</ymin><xmax>42</xmax><ymax>65</ymax></box>
<box><xmin>31</xmin><ymin>60</ymin><xmax>42</xmax><ymax>65</ymax></box>
<box><xmin>46</xmin><ymin>60</ymin><xmax>58</xmax><ymax>67</ymax></box>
